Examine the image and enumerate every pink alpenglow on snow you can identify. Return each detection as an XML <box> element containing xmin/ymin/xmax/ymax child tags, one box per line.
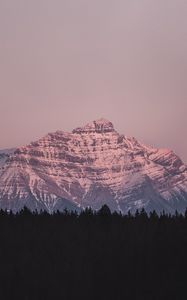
<box><xmin>0</xmin><ymin>119</ymin><xmax>186</xmax><ymax>214</ymax></box>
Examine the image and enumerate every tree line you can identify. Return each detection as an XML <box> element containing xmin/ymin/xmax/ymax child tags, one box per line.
<box><xmin>0</xmin><ymin>205</ymin><xmax>187</xmax><ymax>299</ymax></box>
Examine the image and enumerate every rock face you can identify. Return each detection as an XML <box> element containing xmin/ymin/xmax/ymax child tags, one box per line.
<box><xmin>0</xmin><ymin>119</ymin><xmax>186</xmax><ymax>213</ymax></box>
<box><xmin>0</xmin><ymin>149</ymin><xmax>15</xmax><ymax>167</ymax></box>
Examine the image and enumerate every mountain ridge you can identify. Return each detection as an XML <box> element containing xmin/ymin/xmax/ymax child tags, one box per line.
<box><xmin>0</xmin><ymin>119</ymin><xmax>186</xmax><ymax>213</ymax></box>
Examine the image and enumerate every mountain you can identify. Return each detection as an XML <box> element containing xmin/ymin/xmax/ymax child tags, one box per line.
<box><xmin>0</xmin><ymin>118</ymin><xmax>186</xmax><ymax>213</ymax></box>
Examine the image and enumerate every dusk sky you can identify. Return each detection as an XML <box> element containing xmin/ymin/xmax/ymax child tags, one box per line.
<box><xmin>0</xmin><ymin>0</ymin><xmax>186</xmax><ymax>162</ymax></box>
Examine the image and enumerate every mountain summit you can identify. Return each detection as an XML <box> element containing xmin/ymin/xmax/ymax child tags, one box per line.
<box><xmin>0</xmin><ymin>119</ymin><xmax>186</xmax><ymax>213</ymax></box>
<box><xmin>73</xmin><ymin>118</ymin><xmax>115</xmax><ymax>133</ymax></box>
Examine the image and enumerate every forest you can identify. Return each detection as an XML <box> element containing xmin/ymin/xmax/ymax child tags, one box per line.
<box><xmin>0</xmin><ymin>205</ymin><xmax>187</xmax><ymax>300</ymax></box>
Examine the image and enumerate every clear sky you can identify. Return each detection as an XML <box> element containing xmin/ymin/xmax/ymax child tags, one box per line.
<box><xmin>0</xmin><ymin>0</ymin><xmax>187</xmax><ymax>162</ymax></box>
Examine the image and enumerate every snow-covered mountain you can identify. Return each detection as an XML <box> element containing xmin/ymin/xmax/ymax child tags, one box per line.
<box><xmin>0</xmin><ymin>119</ymin><xmax>186</xmax><ymax>213</ymax></box>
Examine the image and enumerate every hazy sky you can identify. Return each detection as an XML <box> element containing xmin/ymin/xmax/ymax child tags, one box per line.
<box><xmin>0</xmin><ymin>0</ymin><xmax>187</xmax><ymax>162</ymax></box>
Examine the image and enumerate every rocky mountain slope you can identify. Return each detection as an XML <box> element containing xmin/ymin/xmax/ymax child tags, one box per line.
<box><xmin>0</xmin><ymin>149</ymin><xmax>15</xmax><ymax>167</ymax></box>
<box><xmin>0</xmin><ymin>119</ymin><xmax>186</xmax><ymax>213</ymax></box>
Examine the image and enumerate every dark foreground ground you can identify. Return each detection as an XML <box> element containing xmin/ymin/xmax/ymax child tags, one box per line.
<box><xmin>0</xmin><ymin>206</ymin><xmax>187</xmax><ymax>300</ymax></box>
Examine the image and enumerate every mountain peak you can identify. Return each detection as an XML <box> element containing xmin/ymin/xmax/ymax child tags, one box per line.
<box><xmin>0</xmin><ymin>119</ymin><xmax>187</xmax><ymax>214</ymax></box>
<box><xmin>72</xmin><ymin>118</ymin><xmax>115</xmax><ymax>134</ymax></box>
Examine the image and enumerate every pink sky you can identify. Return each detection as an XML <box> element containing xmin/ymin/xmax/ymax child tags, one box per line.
<box><xmin>0</xmin><ymin>0</ymin><xmax>187</xmax><ymax>162</ymax></box>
